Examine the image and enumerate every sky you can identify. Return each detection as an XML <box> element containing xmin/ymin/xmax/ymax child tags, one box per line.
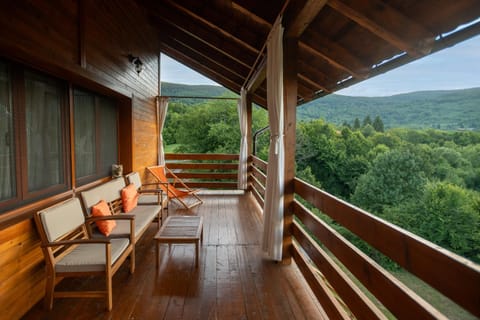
<box><xmin>160</xmin><ymin>34</ymin><xmax>480</xmax><ymax>97</ymax></box>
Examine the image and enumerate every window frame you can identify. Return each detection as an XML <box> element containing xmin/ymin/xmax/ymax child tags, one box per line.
<box><xmin>0</xmin><ymin>61</ymin><xmax>71</xmax><ymax>212</ymax></box>
<box><xmin>73</xmin><ymin>87</ymin><xmax>119</xmax><ymax>187</ymax></box>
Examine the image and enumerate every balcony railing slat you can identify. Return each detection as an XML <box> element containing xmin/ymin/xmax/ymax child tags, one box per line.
<box><xmin>172</xmin><ymin>172</ymin><xmax>237</xmax><ymax>180</ymax></box>
<box><xmin>294</xmin><ymin>200</ymin><xmax>446</xmax><ymax>319</ymax></box>
<box><xmin>167</xmin><ymin>163</ymin><xmax>238</xmax><ymax>170</ymax></box>
<box><xmin>292</xmin><ymin>242</ymin><xmax>352</xmax><ymax>320</ymax></box>
<box><xmin>293</xmin><ymin>221</ymin><xmax>387</xmax><ymax>320</ymax></box>
<box><xmin>165</xmin><ymin>153</ymin><xmax>239</xmax><ymax>161</ymax></box>
<box><xmin>294</xmin><ymin>178</ymin><xmax>480</xmax><ymax>317</ymax></box>
<box><xmin>251</xmin><ymin>155</ymin><xmax>267</xmax><ymax>173</ymax></box>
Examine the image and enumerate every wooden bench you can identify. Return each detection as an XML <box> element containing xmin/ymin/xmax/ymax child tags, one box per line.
<box><xmin>154</xmin><ymin>216</ymin><xmax>203</xmax><ymax>267</ymax></box>
<box><xmin>81</xmin><ymin>177</ymin><xmax>164</xmax><ymax>245</ymax></box>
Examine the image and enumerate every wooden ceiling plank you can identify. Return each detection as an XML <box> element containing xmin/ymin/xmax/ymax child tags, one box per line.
<box><xmin>231</xmin><ymin>2</ymin><xmax>273</xmax><ymax>30</ymax></box>
<box><xmin>156</xmin><ymin>22</ymin><xmax>250</xmax><ymax>79</ymax></box>
<box><xmin>299</xmin><ymin>41</ymin><xmax>366</xmax><ymax>79</ymax></box>
<box><xmin>328</xmin><ymin>0</ymin><xmax>435</xmax><ymax>57</ymax></box>
<box><xmin>159</xmin><ymin>44</ymin><xmax>240</xmax><ymax>89</ymax></box>
<box><xmin>159</xmin><ymin>37</ymin><xmax>245</xmax><ymax>86</ymax></box>
<box><xmin>298</xmin><ymin>73</ymin><xmax>330</xmax><ymax>93</ymax></box>
<box><xmin>286</xmin><ymin>0</ymin><xmax>328</xmax><ymax>38</ymax></box>
<box><xmin>164</xmin><ymin>0</ymin><xmax>262</xmax><ymax>55</ymax></box>
<box><xmin>147</xmin><ymin>3</ymin><xmax>258</xmax><ymax>66</ymax></box>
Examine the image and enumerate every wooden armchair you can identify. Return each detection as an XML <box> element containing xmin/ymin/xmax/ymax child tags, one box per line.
<box><xmin>125</xmin><ymin>171</ymin><xmax>167</xmax><ymax>208</ymax></box>
<box><xmin>34</xmin><ymin>197</ymin><xmax>135</xmax><ymax>311</ymax></box>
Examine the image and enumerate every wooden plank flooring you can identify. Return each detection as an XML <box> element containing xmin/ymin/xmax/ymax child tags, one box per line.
<box><xmin>22</xmin><ymin>191</ymin><xmax>327</xmax><ymax>320</ymax></box>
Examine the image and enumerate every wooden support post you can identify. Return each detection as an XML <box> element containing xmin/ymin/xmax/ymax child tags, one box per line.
<box><xmin>246</xmin><ymin>93</ymin><xmax>253</xmax><ymax>191</ymax></box>
<box><xmin>282</xmin><ymin>37</ymin><xmax>298</xmax><ymax>264</ymax></box>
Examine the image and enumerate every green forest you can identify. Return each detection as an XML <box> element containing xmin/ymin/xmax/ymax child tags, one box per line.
<box><xmin>162</xmin><ymin>83</ymin><xmax>480</xmax><ymax>264</ymax></box>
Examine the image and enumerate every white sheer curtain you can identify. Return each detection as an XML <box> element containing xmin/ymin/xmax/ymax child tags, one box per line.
<box><xmin>262</xmin><ymin>19</ymin><xmax>285</xmax><ymax>261</ymax></box>
<box><xmin>157</xmin><ymin>96</ymin><xmax>169</xmax><ymax>165</ymax></box>
<box><xmin>237</xmin><ymin>88</ymin><xmax>248</xmax><ymax>190</ymax></box>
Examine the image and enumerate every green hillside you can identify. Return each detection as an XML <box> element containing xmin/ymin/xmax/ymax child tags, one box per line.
<box><xmin>298</xmin><ymin>87</ymin><xmax>480</xmax><ymax>130</ymax></box>
<box><xmin>161</xmin><ymin>82</ymin><xmax>480</xmax><ymax>130</ymax></box>
<box><xmin>161</xmin><ymin>82</ymin><xmax>231</xmax><ymax>104</ymax></box>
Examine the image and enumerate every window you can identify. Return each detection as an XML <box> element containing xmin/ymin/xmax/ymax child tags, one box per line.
<box><xmin>0</xmin><ymin>62</ymin><xmax>15</xmax><ymax>202</ymax></box>
<box><xmin>74</xmin><ymin>89</ymin><xmax>118</xmax><ymax>185</ymax></box>
<box><xmin>0</xmin><ymin>60</ymin><xmax>69</xmax><ymax>210</ymax></box>
<box><xmin>25</xmin><ymin>71</ymin><xmax>65</xmax><ymax>192</ymax></box>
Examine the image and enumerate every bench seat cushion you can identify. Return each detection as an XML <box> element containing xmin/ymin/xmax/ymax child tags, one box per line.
<box><xmin>91</xmin><ymin>205</ymin><xmax>161</xmax><ymax>241</ymax></box>
<box><xmin>55</xmin><ymin>238</ymin><xmax>130</xmax><ymax>273</ymax></box>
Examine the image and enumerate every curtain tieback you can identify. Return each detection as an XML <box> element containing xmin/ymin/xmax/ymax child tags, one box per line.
<box><xmin>270</xmin><ymin>134</ymin><xmax>284</xmax><ymax>155</ymax></box>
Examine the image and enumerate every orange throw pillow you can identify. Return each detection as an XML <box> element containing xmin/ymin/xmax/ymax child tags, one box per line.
<box><xmin>91</xmin><ymin>200</ymin><xmax>116</xmax><ymax>236</ymax></box>
<box><xmin>122</xmin><ymin>183</ymin><xmax>139</xmax><ymax>213</ymax></box>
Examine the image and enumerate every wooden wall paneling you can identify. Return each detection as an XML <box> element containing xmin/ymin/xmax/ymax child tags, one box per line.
<box><xmin>0</xmin><ymin>2</ymin><xmax>161</xmax><ymax>319</ymax></box>
<box><xmin>118</xmin><ymin>96</ymin><xmax>134</xmax><ymax>174</ymax></box>
<box><xmin>0</xmin><ymin>220</ymin><xmax>45</xmax><ymax>320</ymax></box>
<box><xmin>132</xmin><ymin>95</ymin><xmax>158</xmax><ymax>179</ymax></box>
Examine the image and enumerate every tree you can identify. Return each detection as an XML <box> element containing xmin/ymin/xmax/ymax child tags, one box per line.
<box><xmin>372</xmin><ymin>115</ymin><xmax>384</xmax><ymax>132</ymax></box>
<box><xmin>362</xmin><ymin>115</ymin><xmax>372</xmax><ymax>127</ymax></box>
<box><xmin>351</xmin><ymin>148</ymin><xmax>427</xmax><ymax>213</ymax></box>
<box><xmin>386</xmin><ymin>182</ymin><xmax>480</xmax><ymax>263</ymax></box>
<box><xmin>353</xmin><ymin>118</ymin><xmax>361</xmax><ymax>130</ymax></box>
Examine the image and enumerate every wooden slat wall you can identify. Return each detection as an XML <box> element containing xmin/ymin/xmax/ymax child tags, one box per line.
<box><xmin>0</xmin><ymin>1</ymin><xmax>160</xmax><ymax>319</ymax></box>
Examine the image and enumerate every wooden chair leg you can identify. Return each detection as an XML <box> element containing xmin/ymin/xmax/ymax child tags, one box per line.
<box><xmin>44</xmin><ymin>273</ymin><xmax>55</xmax><ymax>310</ymax></box>
<box><xmin>106</xmin><ymin>273</ymin><xmax>113</xmax><ymax>311</ymax></box>
<box><xmin>130</xmin><ymin>247</ymin><xmax>135</xmax><ymax>274</ymax></box>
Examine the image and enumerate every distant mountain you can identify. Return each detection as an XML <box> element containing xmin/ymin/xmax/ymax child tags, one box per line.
<box><xmin>161</xmin><ymin>82</ymin><xmax>480</xmax><ymax>130</ymax></box>
<box><xmin>298</xmin><ymin>88</ymin><xmax>480</xmax><ymax>130</ymax></box>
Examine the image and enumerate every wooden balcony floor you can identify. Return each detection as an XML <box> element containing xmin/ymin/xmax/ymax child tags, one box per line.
<box><xmin>23</xmin><ymin>191</ymin><xmax>326</xmax><ymax>320</ymax></box>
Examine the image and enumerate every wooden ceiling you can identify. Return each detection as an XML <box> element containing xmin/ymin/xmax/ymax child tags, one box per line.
<box><xmin>138</xmin><ymin>0</ymin><xmax>480</xmax><ymax>107</ymax></box>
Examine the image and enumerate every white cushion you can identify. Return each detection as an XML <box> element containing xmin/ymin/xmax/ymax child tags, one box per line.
<box><xmin>55</xmin><ymin>238</ymin><xmax>129</xmax><ymax>273</ymax></box>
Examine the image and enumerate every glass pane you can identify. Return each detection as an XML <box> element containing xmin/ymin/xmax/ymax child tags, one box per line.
<box><xmin>74</xmin><ymin>89</ymin><xmax>96</xmax><ymax>179</ymax></box>
<box><xmin>0</xmin><ymin>62</ymin><xmax>16</xmax><ymax>201</ymax></box>
<box><xmin>98</xmin><ymin>96</ymin><xmax>118</xmax><ymax>176</ymax></box>
<box><xmin>25</xmin><ymin>71</ymin><xmax>64</xmax><ymax>192</ymax></box>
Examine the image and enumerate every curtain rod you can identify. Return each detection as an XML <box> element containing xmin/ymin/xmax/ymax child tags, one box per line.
<box><xmin>159</xmin><ymin>95</ymin><xmax>239</xmax><ymax>100</ymax></box>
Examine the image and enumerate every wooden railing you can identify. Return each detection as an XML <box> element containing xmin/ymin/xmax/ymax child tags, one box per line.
<box><xmin>164</xmin><ymin>153</ymin><xmax>239</xmax><ymax>189</ymax></box>
<box><xmin>165</xmin><ymin>153</ymin><xmax>480</xmax><ymax>318</ymax></box>
<box><xmin>250</xmin><ymin>155</ymin><xmax>267</xmax><ymax>207</ymax></box>
<box><xmin>293</xmin><ymin>178</ymin><xmax>480</xmax><ymax>319</ymax></box>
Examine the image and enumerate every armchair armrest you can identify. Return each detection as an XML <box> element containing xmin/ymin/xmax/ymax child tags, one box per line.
<box><xmin>43</xmin><ymin>238</ymin><xmax>111</xmax><ymax>248</ymax></box>
<box><xmin>86</xmin><ymin>215</ymin><xmax>135</xmax><ymax>242</ymax></box>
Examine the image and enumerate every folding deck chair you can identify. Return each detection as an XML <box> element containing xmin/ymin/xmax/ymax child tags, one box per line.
<box><xmin>147</xmin><ymin>165</ymin><xmax>203</xmax><ymax>210</ymax></box>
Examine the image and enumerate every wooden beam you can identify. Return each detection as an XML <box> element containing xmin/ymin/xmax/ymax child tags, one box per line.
<box><xmin>148</xmin><ymin>4</ymin><xmax>258</xmax><ymax>66</ymax></box>
<box><xmin>159</xmin><ymin>32</ymin><xmax>248</xmax><ymax>82</ymax></box>
<box><xmin>322</xmin><ymin>21</ymin><xmax>480</xmax><ymax>99</ymax></box>
<box><xmin>299</xmin><ymin>35</ymin><xmax>369</xmax><ymax>79</ymax></box>
<box><xmin>164</xmin><ymin>0</ymin><xmax>262</xmax><ymax>55</ymax></box>
<box><xmin>154</xmin><ymin>19</ymin><xmax>251</xmax><ymax>74</ymax></box>
<box><xmin>282</xmin><ymin>36</ymin><xmax>298</xmax><ymax>264</ymax></box>
<box><xmin>245</xmin><ymin>56</ymin><xmax>266</xmax><ymax>92</ymax></box>
<box><xmin>285</xmin><ymin>0</ymin><xmax>328</xmax><ymax>38</ymax></box>
<box><xmin>160</xmin><ymin>44</ymin><xmax>241</xmax><ymax>94</ymax></box>
<box><xmin>328</xmin><ymin>0</ymin><xmax>435</xmax><ymax>57</ymax></box>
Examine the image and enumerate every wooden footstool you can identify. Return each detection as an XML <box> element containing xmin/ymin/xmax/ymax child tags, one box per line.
<box><xmin>154</xmin><ymin>215</ymin><xmax>203</xmax><ymax>267</ymax></box>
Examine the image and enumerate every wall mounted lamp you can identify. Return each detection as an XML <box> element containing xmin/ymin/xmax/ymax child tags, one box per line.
<box><xmin>128</xmin><ymin>54</ymin><xmax>145</xmax><ymax>75</ymax></box>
